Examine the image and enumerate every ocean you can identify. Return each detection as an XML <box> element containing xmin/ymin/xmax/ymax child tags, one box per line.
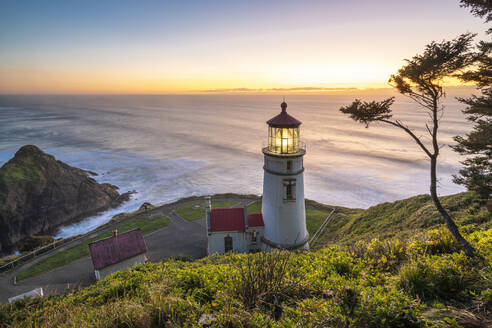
<box><xmin>0</xmin><ymin>90</ymin><xmax>473</xmax><ymax>238</ymax></box>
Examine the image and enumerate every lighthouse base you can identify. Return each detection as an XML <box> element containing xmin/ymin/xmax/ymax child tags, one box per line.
<box><xmin>261</xmin><ymin>236</ymin><xmax>309</xmax><ymax>251</ymax></box>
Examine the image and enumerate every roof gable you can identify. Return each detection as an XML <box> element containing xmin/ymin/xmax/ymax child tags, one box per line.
<box><xmin>89</xmin><ymin>229</ymin><xmax>147</xmax><ymax>270</ymax></box>
<box><xmin>210</xmin><ymin>208</ymin><xmax>245</xmax><ymax>232</ymax></box>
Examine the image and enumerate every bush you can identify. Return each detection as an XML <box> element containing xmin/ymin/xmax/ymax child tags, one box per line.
<box><xmin>406</xmin><ymin>229</ymin><xmax>461</xmax><ymax>257</ymax></box>
<box><xmin>348</xmin><ymin>238</ymin><xmax>407</xmax><ymax>272</ymax></box>
<box><xmin>1</xmin><ymin>223</ymin><xmax>489</xmax><ymax>328</ymax></box>
<box><xmin>19</xmin><ymin>236</ymin><xmax>55</xmax><ymax>252</ymax></box>
<box><xmin>230</xmin><ymin>250</ymin><xmax>303</xmax><ymax>315</ymax></box>
<box><xmin>397</xmin><ymin>253</ymin><xmax>483</xmax><ymax>303</ymax></box>
<box><xmin>356</xmin><ymin>286</ymin><xmax>423</xmax><ymax>328</ymax></box>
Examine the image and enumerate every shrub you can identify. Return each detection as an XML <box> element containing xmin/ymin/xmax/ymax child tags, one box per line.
<box><xmin>149</xmin><ymin>296</ymin><xmax>199</xmax><ymax>327</ymax></box>
<box><xmin>1</xmin><ymin>220</ymin><xmax>489</xmax><ymax>328</ymax></box>
<box><xmin>19</xmin><ymin>235</ymin><xmax>55</xmax><ymax>252</ymax></box>
<box><xmin>280</xmin><ymin>297</ymin><xmax>347</xmax><ymax>328</ymax></box>
<box><xmin>348</xmin><ymin>238</ymin><xmax>407</xmax><ymax>272</ymax></box>
<box><xmin>406</xmin><ymin>229</ymin><xmax>461</xmax><ymax>257</ymax></box>
<box><xmin>355</xmin><ymin>286</ymin><xmax>423</xmax><ymax>328</ymax></box>
<box><xmin>165</xmin><ymin>254</ymin><xmax>193</xmax><ymax>262</ymax></box>
<box><xmin>230</xmin><ymin>250</ymin><xmax>300</xmax><ymax>314</ymax></box>
<box><xmin>397</xmin><ymin>253</ymin><xmax>483</xmax><ymax>303</ymax></box>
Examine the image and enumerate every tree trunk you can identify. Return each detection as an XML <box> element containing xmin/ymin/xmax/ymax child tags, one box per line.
<box><xmin>429</xmin><ymin>156</ymin><xmax>479</xmax><ymax>258</ymax></box>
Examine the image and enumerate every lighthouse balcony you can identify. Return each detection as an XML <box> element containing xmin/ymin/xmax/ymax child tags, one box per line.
<box><xmin>262</xmin><ymin>141</ymin><xmax>306</xmax><ymax>157</ymax></box>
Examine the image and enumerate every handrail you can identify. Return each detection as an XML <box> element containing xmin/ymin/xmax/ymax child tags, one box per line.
<box><xmin>309</xmin><ymin>209</ymin><xmax>336</xmax><ymax>247</ymax></box>
<box><xmin>261</xmin><ymin>141</ymin><xmax>306</xmax><ymax>156</ymax></box>
<box><xmin>0</xmin><ymin>235</ymin><xmax>80</xmax><ymax>274</ymax></box>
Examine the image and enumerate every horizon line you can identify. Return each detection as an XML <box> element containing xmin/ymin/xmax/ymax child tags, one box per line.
<box><xmin>0</xmin><ymin>85</ymin><xmax>478</xmax><ymax>96</ymax></box>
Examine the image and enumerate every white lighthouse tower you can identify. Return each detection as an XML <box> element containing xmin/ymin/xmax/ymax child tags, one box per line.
<box><xmin>261</xmin><ymin>101</ymin><xmax>309</xmax><ymax>250</ymax></box>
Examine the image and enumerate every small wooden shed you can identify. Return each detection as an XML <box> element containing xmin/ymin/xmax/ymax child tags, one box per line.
<box><xmin>88</xmin><ymin>229</ymin><xmax>147</xmax><ymax>280</ymax></box>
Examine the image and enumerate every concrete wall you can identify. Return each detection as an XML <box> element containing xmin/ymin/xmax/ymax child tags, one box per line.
<box><xmin>94</xmin><ymin>253</ymin><xmax>147</xmax><ymax>280</ymax></box>
<box><xmin>262</xmin><ymin>153</ymin><xmax>309</xmax><ymax>249</ymax></box>
<box><xmin>8</xmin><ymin>287</ymin><xmax>43</xmax><ymax>303</ymax></box>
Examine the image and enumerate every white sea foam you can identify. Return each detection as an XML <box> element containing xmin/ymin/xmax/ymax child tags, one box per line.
<box><xmin>0</xmin><ymin>92</ymin><xmax>471</xmax><ymax>237</ymax></box>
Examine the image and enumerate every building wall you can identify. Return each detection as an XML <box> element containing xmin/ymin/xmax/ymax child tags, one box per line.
<box><xmin>246</xmin><ymin>226</ymin><xmax>264</xmax><ymax>252</ymax></box>
<box><xmin>208</xmin><ymin>231</ymin><xmax>248</xmax><ymax>254</ymax></box>
<box><xmin>262</xmin><ymin>153</ymin><xmax>309</xmax><ymax>249</ymax></box>
<box><xmin>94</xmin><ymin>253</ymin><xmax>147</xmax><ymax>280</ymax></box>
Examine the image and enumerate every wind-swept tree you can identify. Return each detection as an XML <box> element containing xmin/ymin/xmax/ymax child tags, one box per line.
<box><xmin>452</xmin><ymin>0</ymin><xmax>492</xmax><ymax>203</ymax></box>
<box><xmin>339</xmin><ymin>33</ymin><xmax>479</xmax><ymax>257</ymax></box>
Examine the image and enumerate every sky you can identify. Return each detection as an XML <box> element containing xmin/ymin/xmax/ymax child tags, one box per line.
<box><xmin>0</xmin><ymin>0</ymin><xmax>487</xmax><ymax>94</ymax></box>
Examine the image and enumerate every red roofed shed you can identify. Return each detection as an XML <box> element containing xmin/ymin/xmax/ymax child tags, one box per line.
<box><xmin>210</xmin><ymin>208</ymin><xmax>245</xmax><ymax>232</ymax></box>
<box><xmin>89</xmin><ymin>229</ymin><xmax>147</xmax><ymax>279</ymax></box>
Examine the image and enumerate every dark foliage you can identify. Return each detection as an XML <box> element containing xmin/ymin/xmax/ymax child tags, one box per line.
<box><xmin>460</xmin><ymin>0</ymin><xmax>492</xmax><ymax>33</ymax></box>
<box><xmin>19</xmin><ymin>236</ymin><xmax>55</xmax><ymax>252</ymax></box>
<box><xmin>339</xmin><ymin>98</ymin><xmax>394</xmax><ymax>127</ymax></box>
<box><xmin>453</xmin><ymin>4</ymin><xmax>492</xmax><ymax>202</ymax></box>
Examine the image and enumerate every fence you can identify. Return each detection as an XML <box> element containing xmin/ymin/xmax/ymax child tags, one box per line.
<box><xmin>0</xmin><ymin>235</ymin><xmax>82</xmax><ymax>274</ymax></box>
<box><xmin>309</xmin><ymin>209</ymin><xmax>336</xmax><ymax>247</ymax></box>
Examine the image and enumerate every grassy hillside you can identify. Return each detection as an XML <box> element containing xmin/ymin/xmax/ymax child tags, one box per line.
<box><xmin>311</xmin><ymin>192</ymin><xmax>490</xmax><ymax>247</ymax></box>
<box><xmin>1</xmin><ymin>192</ymin><xmax>490</xmax><ymax>327</ymax></box>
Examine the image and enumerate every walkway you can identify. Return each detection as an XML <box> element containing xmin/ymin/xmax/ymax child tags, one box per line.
<box><xmin>0</xmin><ymin>196</ymin><xmax>256</xmax><ymax>302</ymax></box>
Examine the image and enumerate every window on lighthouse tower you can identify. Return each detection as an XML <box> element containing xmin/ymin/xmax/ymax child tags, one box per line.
<box><xmin>283</xmin><ymin>179</ymin><xmax>296</xmax><ymax>200</ymax></box>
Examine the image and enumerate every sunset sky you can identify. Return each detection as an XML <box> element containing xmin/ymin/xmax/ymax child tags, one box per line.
<box><xmin>0</xmin><ymin>0</ymin><xmax>486</xmax><ymax>94</ymax></box>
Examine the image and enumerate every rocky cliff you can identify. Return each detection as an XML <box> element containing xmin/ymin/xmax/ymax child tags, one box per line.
<box><xmin>0</xmin><ymin>145</ymin><xmax>130</xmax><ymax>254</ymax></box>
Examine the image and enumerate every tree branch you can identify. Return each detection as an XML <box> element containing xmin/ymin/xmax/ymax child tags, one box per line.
<box><xmin>380</xmin><ymin>119</ymin><xmax>434</xmax><ymax>158</ymax></box>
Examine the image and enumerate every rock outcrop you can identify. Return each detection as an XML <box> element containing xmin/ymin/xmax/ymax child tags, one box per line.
<box><xmin>0</xmin><ymin>145</ymin><xmax>130</xmax><ymax>254</ymax></box>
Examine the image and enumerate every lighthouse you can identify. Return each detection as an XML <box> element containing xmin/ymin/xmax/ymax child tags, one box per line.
<box><xmin>261</xmin><ymin>101</ymin><xmax>309</xmax><ymax>250</ymax></box>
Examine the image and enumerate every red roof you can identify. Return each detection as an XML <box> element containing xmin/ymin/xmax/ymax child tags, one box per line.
<box><xmin>210</xmin><ymin>208</ymin><xmax>245</xmax><ymax>232</ymax></box>
<box><xmin>267</xmin><ymin>102</ymin><xmax>301</xmax><ymax>127</ymax></box>
<box><xmin>247</xmin><ymin>213</ymin><xmax>264</xmax><ymax>227</ymax></box>
<box><xmin>88</xmin><ymin>229</ymin><xmax>147</xmax><ymax>270</ymax></box>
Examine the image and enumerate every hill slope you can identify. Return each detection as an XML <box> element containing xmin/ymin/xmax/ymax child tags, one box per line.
<box><xmin>1</xmin><ymin>192</ymin><xmax>490</xmax><ymax>327</ymax></box>
<box><xmin>310</xmin><ymin>192</ymin><xmax>490</xmax><ymax>247</ymax></box>
<box><xmin>0</xmin><ymin>145</ymin><xmax>130</xmax><ymax>254</ymax></box>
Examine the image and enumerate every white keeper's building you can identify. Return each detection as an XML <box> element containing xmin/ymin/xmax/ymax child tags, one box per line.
<box><xmin>206</xmin><ymin>101</ymin><xmax>309</xmax><ymax>254</ymax></box>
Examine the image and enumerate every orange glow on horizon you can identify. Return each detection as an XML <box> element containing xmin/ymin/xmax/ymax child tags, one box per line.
<box><xmin>0</xmin><ymin>69</ymin><xmax>473</xmax><ymax>95</ymax></box>
<box><xmin>1</xmin><ymin>1</ymin><xmax>485</xmax><ymax>95</ymax></box>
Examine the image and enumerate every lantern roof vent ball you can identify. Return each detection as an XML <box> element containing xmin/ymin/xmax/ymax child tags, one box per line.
<box><xmin>267</xmin><ymin>101</ymin><xmax>302</xmax><ymax>127</ymax></box>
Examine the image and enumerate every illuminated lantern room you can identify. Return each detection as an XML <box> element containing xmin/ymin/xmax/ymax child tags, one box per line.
<box><xmin>266</xmin><ymin>101</ymin><xmax>302</xmax><ymax>154</ymax></box>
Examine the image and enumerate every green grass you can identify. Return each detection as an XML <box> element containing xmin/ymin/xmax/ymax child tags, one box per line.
<box><xmin>314</xmin><ymin>192</ymin><xmax>489</xmax><ymax>247</ymax></box>
<box><xmin>17</xmin><ymin>215</ymin><xmax>170</xmax><ymax>281</ymax></box>
<box><xmin>113</xmin><ymin>215</ymin><xmax>171</xmax><ymax>235</ymax></box>
<box><xmin>246</xmin><ymin>200</ymin><xmax>262</xmax><ymax>214</ymax></box>
<box><xmin>3</xmin><ymin>192</ymin><xmax>491</xmax><ymax>328</ymax></box>
<box><xmin>175</xmin><ymin>200</ymin><xmax>236</xmax><ymax>221</ymax></box>
<box><xmin>0</xmin><ymin>153</ymin><xmax>42</xmax><ymax>182</ymax></box>
<box><xmin>305</xmin><ymin>208</ymin><xmax>332</xmax><ymax>235</ymax></box>
<box><xmin>4</xmin><ymin>225</ymin><xmax>490</xmax><ymax>328</ymax></box>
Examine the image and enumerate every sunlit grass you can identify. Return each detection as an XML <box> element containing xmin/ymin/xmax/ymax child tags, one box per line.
<box><xmin>6</xmin><ymin>226</ymin><xmax>490</xmax><ymax>328</ymax></box>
